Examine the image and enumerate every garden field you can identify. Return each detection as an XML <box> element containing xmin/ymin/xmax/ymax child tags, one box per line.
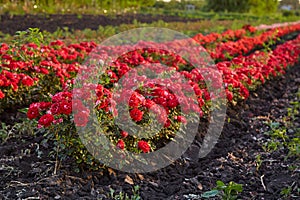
<box><xmin>0</xmin><ymin>7</ymin><xmax>300</xmax><ymax>200</ymax></box>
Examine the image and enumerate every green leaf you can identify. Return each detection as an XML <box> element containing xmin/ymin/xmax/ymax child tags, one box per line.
<box><xmin>230</xmin><ymin>183</ymin><xmax>243</xmax><ymax>192</ymax></box>
<box><xmin>216</xmin><ymin>180</ymin><xmax>225</xmax><ymax>187</ymax></box>
<box><xmin>270</xmin><ymin>122</ymin><xmax>280</xmax><ymax>129</ymax></box>
<box><xmin>201</xmin><ymin>190</ymin><xmax>219</xmax><ymax>198</ymax></box>
<box><xmin>18</xmin><ymin>108</ymin><xmax>29</xmax><ymax>114</ymax></box>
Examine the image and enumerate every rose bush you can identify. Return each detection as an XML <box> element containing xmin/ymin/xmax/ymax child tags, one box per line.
<box><xmin>1</xmin><ymin>23</ymin><xmax>300</xmax><ymax>170</ymax></box>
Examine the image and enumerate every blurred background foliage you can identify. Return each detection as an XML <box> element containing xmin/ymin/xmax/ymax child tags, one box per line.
<box><xmin>0</xmin><ymin>0</ymin><xmax>299</xmax><ymax>16</ymax></box>
<box><xmin>205</xmin><ymin>0</ymin><xmax>279</xmax><ymax>14</ymax></box>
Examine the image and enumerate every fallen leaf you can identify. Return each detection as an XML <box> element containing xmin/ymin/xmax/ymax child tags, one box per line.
<box><xmin>108</xmin><ymin>168</ymin><xmax>116</xmax><ymax>177</ymax></box>
<box><xmin>137</xmin><ymin>174</ymin><xmax>144</xmax><ymax>181</ymax></box>
<box><xmin>125</xmin><ymin>175</ymin><xmax>134</xmax><ymax>185</ymax></box>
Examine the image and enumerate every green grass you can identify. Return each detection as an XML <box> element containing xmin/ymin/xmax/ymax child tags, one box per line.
<box><xmin>0</xmin><ymin>0</ymin><xmax>139</xmax><ymax>15</ymax></box>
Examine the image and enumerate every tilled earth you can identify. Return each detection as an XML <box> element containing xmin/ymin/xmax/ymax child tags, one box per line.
<box><xmin>0</xmin><ymin>14</ymin><xmax>203</xmax><ymax>35</ymax></box>
<box><xmin>0</xmin><ymin>61</ymin><xmax>299</xmax><ymax>199</ymax></box>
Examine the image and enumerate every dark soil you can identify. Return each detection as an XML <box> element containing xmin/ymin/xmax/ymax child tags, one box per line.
<box><xmin>0</xmin><ymin>58</ymin><xmax>299</xmax><ymax>200</ymax></box>
<box><xmin>0</xmin><ymin>14</ymin><xmax>203</xmax><ymax>35</ymax></box>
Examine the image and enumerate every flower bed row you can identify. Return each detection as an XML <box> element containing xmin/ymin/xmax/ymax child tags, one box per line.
<box><xmin>208</xmin><ymin>23</ymin><xmax>300</xmax><ymax>61</ymax></box>
<box><xmin>1</xmin><ymin>24</ymin><xmax>299</xmax><ymax>169</ymax></box>
<box><xmin>0</xmin><ymin>23</ymin><xmax>298</xmax><ymax>110</ymax></box>
<box><xmin>192</xmin><ymin>24</ymin><xmax>256</xmax><ymax>46</ymax></box>
<box><xmin>22</xmin><ymin>29</ymin><xmax>300</xmax><ymax>170</ymax></box>
<box><xmin>217</xmin><ymin>34</ymin><xmax>300</xmax><ymax>103</ymax></box>
<box><xmin>0</xmin><ymin>40</ymin><xmax>97</xmax><ymax>111</ymax></box>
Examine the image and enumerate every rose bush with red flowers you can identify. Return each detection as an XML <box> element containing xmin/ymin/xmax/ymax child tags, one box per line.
<box><xmin>0</xmin><ymin>31</ymin><xmax>96</xmax><ymax>112</ymax></box>
<box><xmin>1</xmin><ymin>23</ymin><xmax>298</xmax><ymax>170</ymax></box>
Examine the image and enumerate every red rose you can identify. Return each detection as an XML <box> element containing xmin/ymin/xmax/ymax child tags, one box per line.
<box><xmin>97</xmin><ymin>99</ymin><xmax>109</xmax><ymax>110</ymax></box>
<box><xmin>240</xmin><ymin>86</ymin><xmax>249</xmax><ymax>99</ymax></box>
<box><xmin>27</xmin><ymin>106</ymin><xmax>40</xmax><ymax>119</ymax></box>
<box><xmin>137</xmin><ymin>140</ymin><xmax>150</xmax><ymax>153</ymax></box>
<box><xmin>38</xmin><ymin>114</ymin><xmax>54</xmax><ymax>127</ymax></box>
<box><xmin>50</xmin><ymin>40</ymin><xmax>64</xmax><ymax>46</ymax></box>
<box><xmin>175</xmin><ymin>115</ymin><xmax>187</xmax><ymax>124</ymax></box>
<box><xmin>167</xmin><ymin>99</ymin><xmax>179</xmax><ymax>108</ymax></box>
<box><xmin>72</xmin><ymin>99</ymin><xmax>85</xmax><ymax>113</ymax></box>
<box><xmin>203</xmin><ymin>89</ymin><xmax>211</xmax><ymax>101</ymax></box>
<box><xmin>0</xmin><ymin>90</ymin><xmax>5</xmax><ymax>99</ymax></box>
<box><xmin>0</xmin><ymin>76</ymin><xmax>6</xmax><ymax>87</ymax></box>
<box><xmin>226</xmin><ymin>89</ymin><xmax>233</xmax><ymax>102</ymax></box>
<box><xmin>129</xmin><ymin>96</ymin><xmax>140</xmax><ymax>108</ymax></box>
<box><xmin>11</xmin><ymin>82</ymin><xmax>18</xmax><ymax>91</ymax></box>
<box><xmin>59</xmin><ymin>101</ymin><xmax>72</xmax><ymax>115</ymax></box>
<box><xmin>130</xmin><ymin>108</ymin><xmax>143</xmax><ymax>122</ymax></box>
<box><xmin>129</xmin><ymin>92</ymin><xmax>144</xmax><ymax>108</ymax></box>
<box><xmin>121</xmin><ymin>131</ymin><xmax>128</xmax><ymax>138</ymax></box>
<box><xmin>21</xmin><ymin>76</ymin><xmax>34</xmax><ymax>86</ymax></box>
<box><xmin>116</xmin><ymin>139</ymin><xmax>125</xmax><ymax>150</ymax></box>
<box><xmin>38</xmin><ymin>102</ymin><xmax>52</xmax><ymax>110</ymax></box>
<box><xmin>153</xmin><ymin>97</ymin><xmax>167</xmax><ymax>107</ymax></box>
<box><xmin>52</xmin><ymin>91</ymin><xmax>72</xmax><ymax>103</ymax></box>
<box><xmin>164</xmin><ymin>119</ymin><xmax>171</xmax><ymax>128</ymax></box>
<box><xmin>40</xmin><ymin>68</ymin><xmax>49</xmax><ymax>75</ymax></box>
<box><xmin>95</xmin><ymin>84</ymin><xmax>104</xmax><ymax>98</ymax></box>
<box><xmin>193</xmin><ymin>85</ymin><xmax>202</xmax><ymax>96</ymax></box>
<box><xmin>74</xmin><ymin>111</ymin><xmax>89</xmax><ymax>127</ymax></box>
<box><xmin>143</xmin><ymin>99</ymin><xmax>155</xmax><ymax>109</ymax></box>
<box><xmin>50</xmin><ymin>103</ymin><xmax>60</xmax><ymax>115</ymax></box>
<box><xmin>197</xmin><ymin>97</ymin><xmax>205</xmax><ymax>107</ymax></box>
<box><xmin>107</xmin><ymin>70</ymin><xmax>118</xmax><ymax>83</ymax></box>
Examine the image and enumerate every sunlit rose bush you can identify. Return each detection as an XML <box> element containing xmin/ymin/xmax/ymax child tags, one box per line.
<box><xmin>1</xmin><ymin>23</ymin><xmax>300</xmax><ymax>170</ymax></box>
<box><xmin>0</xmin><ymin>34</ymin><xmax>96</xmax><ymax>112</ymax></box>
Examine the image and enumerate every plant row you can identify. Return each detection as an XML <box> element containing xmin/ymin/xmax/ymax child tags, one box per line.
<box><xmin>208</xmin><ymin>23</ymin><xmax>300</xmax><ymax>61</ymax></box>
<box><xmin>192</xmin><ymin>24</ymin><xmax>256</xmax><ymax>46</ymax></box>
<box><xmin>1</xmin><ymin>23</ymin><xmax>299</xmax><ymax>109</ymax></box>
<box><xmin>0</xmin><ymin>24</ymin><xmax>299</xmax><ymax>169</ymax></box>
<box><xmin>24</xmin><ymin>29</ymin><xmax>300</xmax><ymax>169</ymax></box>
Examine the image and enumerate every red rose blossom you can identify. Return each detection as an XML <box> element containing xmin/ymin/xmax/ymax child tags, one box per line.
<box><xmin>50</xmin><ymin>103</ymin><xmax>61</xmax><ymax>115</ymax></box>
<box><xmin>27</xmin><ymin>106</ymin><xmax>40</xmax><ymax>119</ymax></box>
<box><xmin>116</xmin><ymin>139</ymin><xmax>125</xmax><ymax>150</ymax></box>
<box><xmin>167</xmin><ymin>99</ymin><xmax>179</xmax><ymax>108</ymax></box>
<box><xmin>74</xmin><ymin>111</ymin><xmax>89</xmax><ymax>127</ymax></box>
<box><xmin>143</xmin><ymin>99</ymin><xmax>155</xmax><ymax>109</ymax></box>
<box><xmin>137</xmin><ymin>140</ymin><xmax>150</xmax><ymax>153</ymax></box>
<box><xmin>0</xmin><ymin>90</ymin><xmax>5</xmax><ymax>99</ymax></box>
<box><xmin>130</xmin><ymin>108</ymin><xmax>143</xmax><ymax>122</ymax></box>
<box><xmin>38</xmin><ymin>114</ymin><xmax>54</xmax><ymax>127</ymax></box>
<box><xmin>95</xmin><ymin>84</ymin><xmax>104</xmax><ymax>98</ymax></box>
<box><xmin>226</xmin><ymin>89</ymin><xmax>234</xmax><ymax>102</ymax></box>
<box><xmin>40</xmin><ymin>67</ymin><xmax>49</xmax><ymax>75</ymax></box>
<box><xmin>121</xmin><ymin>131</ymin><xmax>128</xmax><ymax>138</ymax></box>
<box><xmin>164</xmin><ymin>119</ymin><xmax>171</xmax><ymax>128</ymax></box>
<box><xmin>38</xmin><ymin>102</ymin><xmax>52</xmax><ymax>110</ymax></box>
<box><xmin>175</xmin><ymin>115</ymin><xmax>187</xmax><ymax>124</ymax></box>
<box><xmin>21</xmin><ymin>76</ymin><xmax>34</xmax><ymax>86</ymax></box>
<box><xmin>59</xmin><ymin>101</ymin><xmax>72</xmax><ymax>115</ymax></box>
<box><xmin>72</xmin><ymin>99</ymin><xmax>85</xmax><ymax>113</ymax></box>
